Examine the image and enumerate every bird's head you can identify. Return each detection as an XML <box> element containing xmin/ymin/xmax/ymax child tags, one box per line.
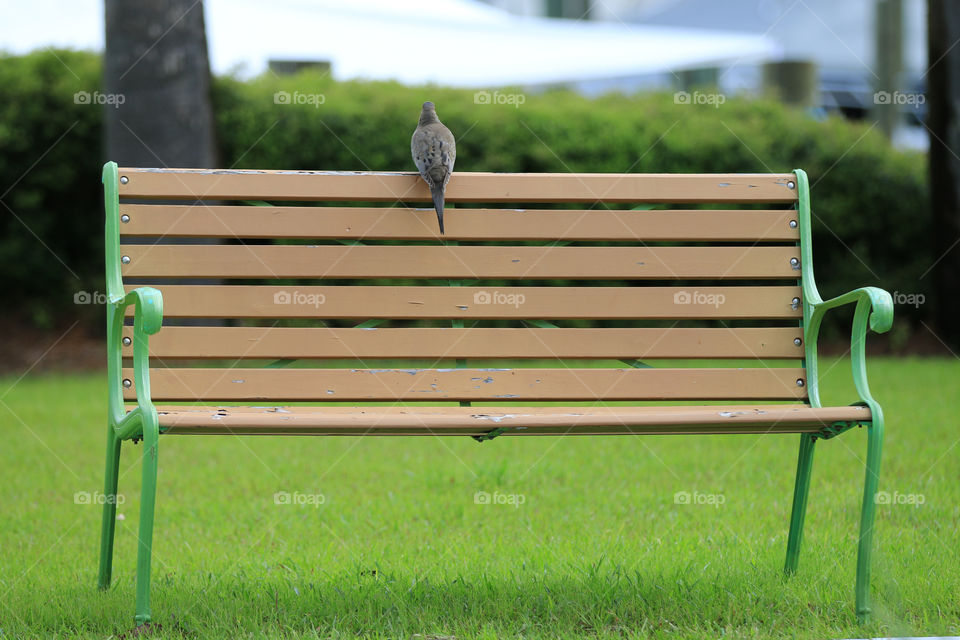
<box><xmin>419</xmin><ymin>101</ymin><xmax>439</xmax><ymax>125</ymax></box>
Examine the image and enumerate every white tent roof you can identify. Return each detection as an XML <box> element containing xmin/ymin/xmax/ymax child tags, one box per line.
<box><xmin>1</xmin><ymin>0</ymin><xmax>777</xmax><ymax>86</ymax></box>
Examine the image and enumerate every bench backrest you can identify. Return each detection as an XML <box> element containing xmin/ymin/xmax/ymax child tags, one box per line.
<box><xmin>108</xmin><ymin>167</ymin><xmax>808</xmax><ymax>405</ymax></box>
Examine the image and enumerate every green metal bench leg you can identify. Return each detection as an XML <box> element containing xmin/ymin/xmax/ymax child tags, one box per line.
<box><xmin>856</xmin><ymin>418</ymin><xmax>884</xmax><ymax>623</ymax></box>
<box><xmin>98</xmin><ymin>428</ymin><xmax>122</xmax><ymax>588</ymax></box>
<box><xmin>134</xmin><ymin>411</ymin><xmax>160</xmax><ymax>626</ymax></box>
<box><xmin>784</xmin><ymin>433</ymin><xmax>816</xmax><ymax>574</ymax></box>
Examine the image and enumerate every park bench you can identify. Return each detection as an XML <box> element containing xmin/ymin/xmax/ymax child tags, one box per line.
<box><xmin>97</xmin><ymin>161</ymin><xmax>892</xmax><ymax>626</ymax></box>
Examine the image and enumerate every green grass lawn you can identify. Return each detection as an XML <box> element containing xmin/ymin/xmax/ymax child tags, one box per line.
<box><xmin>1</xmin><ymin>357</ymin><xmax>958</xmax><ymax>639</ymax></box>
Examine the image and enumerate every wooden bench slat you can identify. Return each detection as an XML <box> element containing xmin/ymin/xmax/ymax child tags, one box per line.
<box><xmin>120</xmin><ymin>245</ymin><xmax>801</xmax><ymax>279</ymax></box>
<box><xmin>118</xmin><ymin>205</ymin><xmax>800</xmax><ymax>241</ymax></box>
<box><xmin>122</xmin><ymin>368</ymin><xmax>808</xmax><ymax>401</ymax></box>
<box><xmin>154</xmin><ymin>404</ymin><xmax>869</xmax><ymax>435</ymax></box>
<box><xmin>124</xmin><ymin>327</ymin><xmax>804</xmax><ymax>359</ymax></box>
<box><xmin>124</xmin><ymin>285</ymin><xmax>801</xmax><ymax>319</ymax></box>
<box><xmin>117</xmin><ymin>169</ymin><xmax>798</xmax><ymax>203</ymax></box>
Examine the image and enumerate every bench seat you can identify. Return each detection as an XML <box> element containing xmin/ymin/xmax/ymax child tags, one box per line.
<box><xmin>153</xmin><ymin>404</ymin><xmax>871</xmax><ymax>436</ymax></box>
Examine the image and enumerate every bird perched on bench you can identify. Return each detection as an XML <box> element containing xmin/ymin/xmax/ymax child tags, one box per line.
<box><xmin>411</xmin><ymin>101</ymin><xmax>456</xmax><ymax>235</ymax></box>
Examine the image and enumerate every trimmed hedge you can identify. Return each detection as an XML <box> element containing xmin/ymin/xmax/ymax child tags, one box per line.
<box><xmin>0</xmin><ymin>50</ymin><xmax>103</xmax><ymax>327</ymax></box>
<box><xmin>0</xmin><ymin>51</ymin><xmax>930</xmax><ymax>340</ymax></box>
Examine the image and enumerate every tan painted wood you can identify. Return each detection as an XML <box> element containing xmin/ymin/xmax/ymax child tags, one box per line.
<box><xmin>125</xmin><ymin>285</ymin><xmax>802</xmax><ymax>319</ymax></box>
<box><xmin>153</xmin><ymin>404</ymin><xmax>869</xmax><ymax>435</ymax></box>
<box><xmin>118</xmin><ymin>205</ymin><xmax>800</xmax><ymax>241</ymax></box>
<box><xmin>117</xmin><ymin>169</ymin><xmax>799</xmax><ymax>203</ymax></box>
<box><xmin>120</xmin><ymin>245</ymin><xmax>801</xmax><ymax>279</ymax></box>
<box><xmin>161</xmin><ymin>427</ymin><xmax>810</xmax><ymax>435</ymax></box>
<box><xmin>122</xmin><ymin>367</ymin><xmax>808</xmax><ymax>401</ymax></box>
<box><xmin>125</xmin><ymin>327</ymin><xmax>804</xmax><ymax>359</ymax></box>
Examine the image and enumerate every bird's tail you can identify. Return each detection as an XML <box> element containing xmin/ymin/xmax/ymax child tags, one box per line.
<box><xmin>430</xmin><ymin>184</ymin><xmax>445</xmax><ymax>235</ymax></box>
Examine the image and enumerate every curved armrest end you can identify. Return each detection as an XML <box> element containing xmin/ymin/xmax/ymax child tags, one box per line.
<box><xmin>121</xmin><ymin>287</ymin><xmax>164</xmax><ymax>335</ymax></box>
<box><xmin>813</xmin><ymin>286</ymin><xmax>893</xmax><ymax>335</ymax></box>
<box><xmin>864</xmin><ymin>288</ymin><xmax>894</xmax><ymax>334</ymax></box>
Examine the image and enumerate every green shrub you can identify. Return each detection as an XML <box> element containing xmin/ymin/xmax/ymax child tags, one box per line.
<box><xmin>0</xmin><ymin>51</ymin><xmax>930</xmax><ymax>339</ymax></box>
<box><xmin>0</xmin><ymin>50</ymin><xmax>104</xmax><ymax>326</ymax></box>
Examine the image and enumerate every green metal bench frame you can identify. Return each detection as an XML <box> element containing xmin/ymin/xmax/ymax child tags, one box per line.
<box><xmin>96</xmin><ymin>162</ymin><xmax>892</xmax><ymax>626</ymax></box>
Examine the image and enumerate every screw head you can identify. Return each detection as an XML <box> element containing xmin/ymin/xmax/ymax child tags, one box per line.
<box><xmin>794</xmin><ymin>337</ymin><xmax>803</xmax><ymax>346</ymax></box>
<box><xmin>787</xmin><ymin>181</ymin><xmax>796</xmax><ymax>189</ymax></box>
<box><xmin>122</xmin><ymin>337</ymin><xmax>132</xmax><ymax>346</ymax></box>
<box><xmin>796</xmin><ymin>378</ymin><xmax>805</xmax><ymax>387</ymax></box>
<box><xmin>789</xmin><ymin>220</ymin><xmax>798</xmax><ymax>228</ymax></box>
<box><xmin>121</xmin><ymin>255</ymin><xmax>130</xmax><ymax>264</ymax></box>
<box><xmin>790</xmin><ymin>257</ymin><xmax>800</xmax><ymax>267</ymax></box>
<box><xmin>122</xmin><ymin>378</ymin><xmax>132</xmax><ymax>388</ymax></box>
<box><xmin>120</xmin><ymin>214</ymin><xmax>130</xmax><ymax>223</ymax></box>
<box><xmin>120</xmin><ymin>176</ymin><xmax>129</xmax><ymax>184</ymax></box>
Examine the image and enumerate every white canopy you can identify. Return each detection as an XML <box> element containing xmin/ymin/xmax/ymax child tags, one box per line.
<box><xmin>1</xmin><ymin>0</ymin><xmax>777</xmax><ymax>86</ymax></box>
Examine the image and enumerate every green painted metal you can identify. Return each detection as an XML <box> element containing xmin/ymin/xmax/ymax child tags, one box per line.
<box><xmin>817</xmin><ymin>420</ymin><xmax>861</xmax><ymax>440</ymax></box>
<box><xmin>99</xmin><ymin>162</ymin><xmax>164</xmax><ymax>627</ymax></box>
<box><xmin>472</xmin><ymin>427</ymin><xmax>506</xmax><ymax>442</ymax></box>
<box><xmin>265</xmin><ymin>359</ymin><xmax>298</xmax><ymax>368</ymax></box>
<box><xmin>785</xmin><ymin>169</ymin><xmax>892</xmax><ymax>623</ymax></box>
<box><xmin>620</xmin><ymin>358</ymin><xmax>654</xmax><ymax>369</ymax></box>
<box><xmin>784</xmin><ymin>432</ymin><xmax>816</xmax><ymax>575</ymax></box>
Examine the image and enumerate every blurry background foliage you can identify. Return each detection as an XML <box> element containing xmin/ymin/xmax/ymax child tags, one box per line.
<box><xmin>0</xmin><ymin>50</ymin><xmax>928</xmax><ymax>343</ymax></box>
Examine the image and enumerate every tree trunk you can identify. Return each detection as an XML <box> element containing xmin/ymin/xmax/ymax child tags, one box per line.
<box><xmin>104</xmin><ymin>0</ymin><xmax>217</xmax><ymax>167</ymax></box>
<box><xmin>928</xmin><ymin>0</ymin><xmax>960</xmax><ymax>347</ymax></box>
<box><xmin>104</xmin><ymin>1</ymin><xmax>221</xmax><ymax>328</ymax></box>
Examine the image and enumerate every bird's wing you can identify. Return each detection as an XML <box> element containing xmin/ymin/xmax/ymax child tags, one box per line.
<box><xmin>411</xmin><ymin>128</ymin><xmax>438</xmax><ymax>188</ymax></box>
<box><xmin>436</xmin><ymin>125</ymin><xmax>455</xmax><ymax>186</ymax></box>
<box><xmin>412</xmin><ymin>124</ymin><xmax>456</xmax><ymax>188</ymax></box>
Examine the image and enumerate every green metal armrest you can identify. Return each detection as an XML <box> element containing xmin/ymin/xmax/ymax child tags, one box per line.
<box><xmin>106</xmin><ymin>287</ymin><xmax>163</xmax><ymax>441</ymax></box>
<box><xmin>804</xmin><ymin>286</ymin><xmax>892</xmax><ymax>414</ymax></box>
<box><xmin>102</xmin><ymin>161</ymin><xmax>165</xmax><ymax>441</ymax></box>
<box><xmin>811</xmin><ymin>286</ymin><xmax>893</xmax><ymax>333</ymax></box>
<box><xmin>793</xmin><ymin>169</ymin><xmax>893</xmax><ymax>413</ymax></box>
<box><xmin>113</xmin><ymin>287</ymin><xmax>164</xmax><ymax>334</ymax></box>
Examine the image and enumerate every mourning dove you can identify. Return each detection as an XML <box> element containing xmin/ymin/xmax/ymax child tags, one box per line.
<box><xmin>411</xmin><ymin>101</ymin><xmax>456</xmax><ymax>234</ymax></box>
